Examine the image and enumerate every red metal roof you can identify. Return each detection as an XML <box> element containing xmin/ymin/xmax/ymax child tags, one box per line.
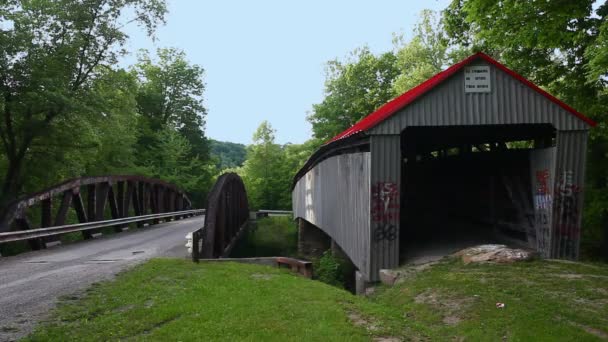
<box><xmin>326</xmin><ymin>52</ymin><xmax>597</xmax><ymax>144</ymax></box>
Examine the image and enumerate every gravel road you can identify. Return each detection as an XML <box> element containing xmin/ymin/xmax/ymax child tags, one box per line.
<box><xmin>0</xmin><ymin>215</ymin><xmax>205</xmax><ymax>341</ymax></box>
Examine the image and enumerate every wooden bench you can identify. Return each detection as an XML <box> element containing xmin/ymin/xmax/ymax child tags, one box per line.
<box><xmin>275</xmin><ymin>257</ymin><xmax>313</xmax><ymax>278</ymax></box>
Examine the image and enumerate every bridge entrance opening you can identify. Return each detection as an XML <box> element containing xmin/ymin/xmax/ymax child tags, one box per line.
<box><xmin>399</xmin><ymin>124</ymin><xmax>555</xmax><ymax>263</ymax></box>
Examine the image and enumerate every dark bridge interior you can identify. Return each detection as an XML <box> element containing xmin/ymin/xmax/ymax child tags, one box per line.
<box><xmin>399</xmin><ymin>124</ymin><xmax>556</xmax><ymax>263</ymax></box>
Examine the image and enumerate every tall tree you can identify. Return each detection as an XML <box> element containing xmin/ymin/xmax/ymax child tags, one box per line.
<box><xmin>237</xmin><ymin>121</ymin><xmax>289</xmax><ymax>210</ymax></box>
<box><xmin>134</xmin><ymin>48</ymin><xmax>209</xmax><ymax>160</ymax></box>
<box><xmin>392</xmin><ymin>10</ymin><xmax>452</xmax><ymax>93</ymax></box>
<box><xmin>132</xmin><ymin>48</ymin><xmax>213</xmax><ymax>206</ymax></box>
<box><xmin>307</xmin><ymin>47</ymin><xmax>400</xmax><ymax>142</ymax></box>
<box><xmin>0</xmin><ymin>0</ymin><xmax>167</xmax><ymax>203</ymax></box>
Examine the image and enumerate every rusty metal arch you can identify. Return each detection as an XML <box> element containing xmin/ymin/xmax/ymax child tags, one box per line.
<box><xmin>199</xmin><ymin>172</ymin><xmax>249</xmax><ymax>258</ymax></box>
<box><xmin>0</xmin><ymin>175</ymin><xmax>192</xmax><ymax>247</ymax></box>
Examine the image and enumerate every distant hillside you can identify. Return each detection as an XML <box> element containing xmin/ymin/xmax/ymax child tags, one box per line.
<box><xmin>209</xmin><ymin>139</ymin><xmax>247</xmax><ymax>170</ymax></box>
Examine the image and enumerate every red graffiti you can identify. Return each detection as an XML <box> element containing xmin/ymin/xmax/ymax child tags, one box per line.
<box><xmin>535</xmin><ymin>169</ymin><xmax>550</xmax><ymax>195</ymax></box>
<box><xmin>371</xmin><ymin>182</ymin><xmax>399</xmax><ymax>223</ymax></box>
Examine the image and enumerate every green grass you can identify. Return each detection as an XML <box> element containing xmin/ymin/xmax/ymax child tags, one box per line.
<box><xmin>25</xmin><ymin>257</ymin><xmax>608</xmax><ymax>341</ymax></box>
<box><xmin>26</xmin><ymin>259</ymin><xmax>404</xmax><ymax>341</ymax></box>
<box><xmin>369</xmin><ymin>258</ymin><xmax>608</xmax><ymax>341</ymax></box>
<box><xmin>229</xmin><ymin>216</ymin><xmax>298</xmax><ymax>258</ymax></box>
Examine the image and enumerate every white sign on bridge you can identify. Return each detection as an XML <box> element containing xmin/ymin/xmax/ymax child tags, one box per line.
<box><xmin>464</xmin><ymin>66</ymin><xmax>491</xmax><ymax>93</ymax></box>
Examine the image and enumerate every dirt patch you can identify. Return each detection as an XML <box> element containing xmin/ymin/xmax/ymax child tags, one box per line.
<box><xmin>442</xmin><ymin>315</ymin><xmax>461</xmax><ymax>325</ymax></box>
<box><xmin>347</xmin><ymin>310</ymin><xmax>403</xmax><ymax>340</ymax></box>
<box><xmin>348</xmin><ymin>311</ymin><xmax>379</xmax><ymax>332</ymax></box>
<box><xmin>414</xmin><ymin>290</ymin><xmax>476</xmax><ymax>326</ymax></box>
<box><xmin>144</xmin><ymin>299</ymin><xmax>155</xmax><ymax>308</ymax></box>
<box><xmin>382</xmin><ymin>260</ymin><xmax>442</xmax><ymax>286</ymax></box>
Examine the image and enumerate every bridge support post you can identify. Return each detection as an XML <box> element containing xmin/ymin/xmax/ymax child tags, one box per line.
<box><xmin>297</xmin><ymin>219</ymin><xmax>330</xmax><ymax>258</ymax></box>
<box><xmin>355</xmin><ymin>271</ymin><xmax>371</xmax><ymax>296</ymax></box>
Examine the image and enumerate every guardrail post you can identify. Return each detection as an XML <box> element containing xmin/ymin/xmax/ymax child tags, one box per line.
<box><xmin>191</xmin><ymin>230</ymin><xmax>200</xmax><ymax>262</ymax></box>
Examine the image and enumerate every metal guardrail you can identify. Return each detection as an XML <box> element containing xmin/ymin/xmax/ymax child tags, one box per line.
<box><xmin>0</xmin><ymin>209</ymin><xmax>205</xmax><ymax>244</ymax></box>
<box><xmin>256</xmin><ymin>210</ymin><xmax>292</xmax><ymax>217</ymax></box>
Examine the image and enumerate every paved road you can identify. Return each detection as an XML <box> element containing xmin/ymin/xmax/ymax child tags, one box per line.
<box><xmin>0</xmin><ymin>215</ymin><xmax>205</xmax><ymax>341</ymax></box>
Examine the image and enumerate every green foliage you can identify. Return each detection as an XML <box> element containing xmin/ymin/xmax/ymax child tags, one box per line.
<box><xmin>229</xmin><ymin>121</ymin><xmax>320</xmax><ymax>210</ymax></box>
<box><xmin>209</xmin><ymin>139</ymin><xmax>247</xmax><ymax>169</ymax></box>
<box><xmin>231</xmin><ymin>122</ymin><xmax>290</xmax><ymax>210</ymax></box>
<box><xmin>0</xmin><ymin>1</ymin><xmax>217</xmax><ymax>215</ymax></box>
<box><xmin>135</xmin><ymin>128</ymin><xmax>214</xmax><ymax>206</ymax></box>
<box><xmin>240</xmin><ymin>121</ymin><xmax>288</xmax><ymax>209</ymax></box>
<box><xmin>315</xmin><ymin>250</ymin><xmax>344</xmax><ymax>288</ymax></box>
<box><xmin>0</xmin><ymin>0</ymin><xmax>167</xmax><ymax>202</ymax></box>
<box><xmin>133</xmin><ymin>48</ymin><xmax>209</xmax><ymax>161</ymax></box>
<box><xmin>307</xmin><ymin>47</ymin><xmax>400</xmax><ymax>141</ymax></box>
<box><xmin>230</xmin><ymin>216</ymin><xmax>298</xmax><ymax>258</ymax></box>
<box><xmin>307</xmin><ymin>10</ymin><xmax>461</xmax><ymax>142</ymax></box>
<box><xmin>392</xmin><ymin>10</ymin><xmax>451</xmax><ymax>94</ymax></box>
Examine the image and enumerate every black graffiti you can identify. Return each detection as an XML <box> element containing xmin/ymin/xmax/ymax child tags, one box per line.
<box><xmin>374</xmin><ymin>224</ymin><xmax>397</xmax><ymax>242</ymax></box>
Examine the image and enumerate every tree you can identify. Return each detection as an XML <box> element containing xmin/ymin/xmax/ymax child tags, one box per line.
<box><xmin>236</xmin><ymin>122</ymin><xmax>290</xmax><ymax>210</ymax></box>
<box><xmin>392</xmin><ymin>10</ymin><xmax>453</xmax><ymax>94</ymax></box>
<box><xmin>209</xmin><ymin>139</ymin><xmax>247</xmax><ymax>170</ymax></box>
<box><xmin>0</xmin><ymin>0</ymin><xmax>167</xmax><ymax>204</ymax></box>
<box><xmin>138</xmin><ymin>128</ymin><xmax>214</xmax><ymax>206</ymax></box>
<box><xmin>134</xmin><ymin>48</ymin><xmax>209</xmax><ymax>160</ymax></box>
<box><xmin>132</xmin><ymin>48</ymin><xmax>213</xmax><ymax>205</ymax></box>
<box><xmin>307</xmin><ymin>47</ymin><xmax>400</xmax><ymax>141</ymax></box>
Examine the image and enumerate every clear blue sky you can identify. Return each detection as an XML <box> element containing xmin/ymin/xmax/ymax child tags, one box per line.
<box><xmin>122</xmin><ymin>0</ymin><xmax>451</xmax><ymax>145</ymax></box>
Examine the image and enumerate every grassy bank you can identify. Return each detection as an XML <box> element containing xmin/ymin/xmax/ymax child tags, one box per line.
<box><xmin>25</xmin><ymin>257</ymin><xmax>608</xmax><ymax>341</ymax></box>
<box><xmin>25</xmin><ymin>259</ymin><xmax>403</xmax><ymax>341</ymax></box>
<box><xmin>369</xmin><ymin>258</ymin><xmax>608</xmax><ymax>341</ymax></box>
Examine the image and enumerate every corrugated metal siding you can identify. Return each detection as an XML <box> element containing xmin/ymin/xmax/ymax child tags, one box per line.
<box><xmin>292</xmin><ymin>152</ymin><xmax>371</xmax><ymax>279</ymax></box>
<box><xmin>552</xmin><ymin>130</ymin><xmax>588</xmax><ymax>259</ymax></box>
<box><xmin>369</xmin><ymin>61</ymin><xmax>589</xmax><ymax>134</ymax></box>
<box><xmin>529</xmin><ymin>147</ymin><xmax>557</xmax><ymax>258</ymax></box>
<box><xmin>369</xmin><ymin>135</ymin><xmax>401</xmax><ymax>281</ymax></box>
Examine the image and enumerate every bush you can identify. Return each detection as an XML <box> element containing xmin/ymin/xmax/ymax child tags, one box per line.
<box><xmin>315</xmin><ymin>250</ymin><xmax>343</xmax><ymax>288</ymax></box>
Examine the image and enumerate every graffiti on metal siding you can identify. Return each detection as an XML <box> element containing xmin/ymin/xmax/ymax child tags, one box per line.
<box><xmin>554</xmin><ymin>170</ymin><xmax>580</xmax><ymax>257</ymax></box>
<box><xmin>371</xmin><ymin>182</ymin><xmax>399</xmax><ymax>241</ymax></box>
<box><xmin>533</xmin><ymin>169</ymin><xmax>553</xmax><ymax>255</ymax></box>
<box><xmin>374</xmin><ymin>224</ymin><xmax>397</xmax><ymax>241</ymax></box>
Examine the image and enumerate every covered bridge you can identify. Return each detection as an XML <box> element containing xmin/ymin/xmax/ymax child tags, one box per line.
<box><xmin>292</xmin><ymin>52</ymin><xmax>596</xmax><ymax>283</ymax></box>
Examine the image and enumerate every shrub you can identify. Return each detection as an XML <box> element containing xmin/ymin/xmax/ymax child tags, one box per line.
<box><xmin>315</xmin><ymin>250</ymin><xmax>343</xmax><ymax>287</ymax></box>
